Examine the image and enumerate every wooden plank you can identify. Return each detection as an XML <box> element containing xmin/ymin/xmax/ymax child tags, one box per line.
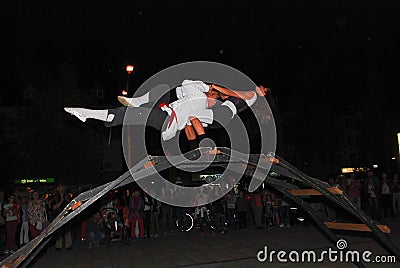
<box><xmin>265</xmin><ymin>157</ymin><xmax>279</xmax><ymax>164</ymax></box>
<box><xmin>206</xmin><ymin>149</ymin><xmax>221</xmax><ymax>155</ymax></box>
<box><xmin>324</xmin><ymin>222</ymin><xmax>391</xmax><ymax>234</ymax></box>
<box><xmin>288</xmin><ymin>186</ymin><xmax>343</xmax><ymax>196</ymax></box>
<box><xmin>143</xmin><ymin>160</ymin><xmax>155</xmax><ymax>169</ymax></box>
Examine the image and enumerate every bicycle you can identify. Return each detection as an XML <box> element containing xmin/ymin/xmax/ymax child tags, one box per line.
<box><xmin>176</xmin><ymin>207</ymin><xmax>215</xmax><ymax>232</ymax></box>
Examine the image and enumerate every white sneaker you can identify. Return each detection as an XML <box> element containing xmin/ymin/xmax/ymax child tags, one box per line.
<box><xmin>118</xmin><ymin>92</ymin><xmax>150</xmax><ymax>108</ymax></box>
<box><xmin>64</xmin><ymin>108</ymin><xmax>89</xmax><ymax>122</ymax></box>
<box><xmin>118</xmin><ymin>96</ymin><xmax>138</xmax><ymax>108</ymax></box>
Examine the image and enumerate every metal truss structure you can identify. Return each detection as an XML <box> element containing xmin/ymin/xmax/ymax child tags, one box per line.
<box><xmin>1</xmin><ymin>147</ymin><xmax>399</xmax><ymax>268</ymax></box>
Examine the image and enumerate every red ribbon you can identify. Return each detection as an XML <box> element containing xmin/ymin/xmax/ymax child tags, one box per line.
<box><xmin>158</xmin><ymin>102</ymin><xmax>178</xmax><ymax>128</ymax></box>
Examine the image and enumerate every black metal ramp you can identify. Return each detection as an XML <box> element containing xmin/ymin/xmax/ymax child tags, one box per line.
<box><xmin>1</xmin><ymin>147</ymin><xmax>399</xmax><ymax>268</ymax></box>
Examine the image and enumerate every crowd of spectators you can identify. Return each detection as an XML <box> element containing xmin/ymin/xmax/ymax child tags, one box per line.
<box><xmin>1</xmin><ymin>169</ymin><xmax>399</xmax><ymax>257</ymax></box>
<box><xmin>0</xmin><ymin>187</ymin><xmax>52</xmax><ymax>256</ymax></box>
<box><xmin>326</xmin><ymin>170</ymin><xmax>400</xmax><ymax>221</ymax></box>
<box><xmin>0</xmin><ymin>179</ymin><xmax>294</xmax><ymax>257</ymax></box>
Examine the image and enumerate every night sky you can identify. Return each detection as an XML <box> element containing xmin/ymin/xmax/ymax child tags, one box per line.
<box><xmin>2</xmin><ymin>1</ymin><xmax>400</xmax><ymax>184</ymax></box>
<box><xmin>3</xmin><ymin>1</ymin><xmax>399</xmax><ymax>98</ymax></box>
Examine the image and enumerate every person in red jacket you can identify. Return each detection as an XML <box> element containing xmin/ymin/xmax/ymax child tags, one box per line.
<box><xmin>129</xmin><ymin>190</ymin><xmax>145</xmax><ymax>239</ymax></box>
<box><xmin>347</xmin><ymin>174</ymin><xmax>361</xmax><ymax>209</ymax></box>
<box><xmin>251</xmin><ymin>190</ymin><xmax>263</xmax><ymax>229</ymax></box>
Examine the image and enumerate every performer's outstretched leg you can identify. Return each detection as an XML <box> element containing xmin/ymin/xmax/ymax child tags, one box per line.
<box><xmin>65</xmin><ymin>106</ymin><xmax>167</xmax><ymax>131</ymax></box>
<box><xmin>64</xmin><ymin>108</ymin><xmax>114</xmax><ymax>123</ymax></box>
<box><xmin>118</xmin><ymin>84</ymin><xmax>171</xmax><ymax>108</ymax></box>
<box><xmin>113</xmin><ymin>106</ymin><xmax>167</xmax><ymax>130</ymax></box>
<box><xmin>118</xmin><ymin>94</ymin><xmax>150</xmax><ymax>108</ymax></box>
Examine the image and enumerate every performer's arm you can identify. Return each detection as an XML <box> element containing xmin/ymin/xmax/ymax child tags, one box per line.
<box><xmin>211</xmin><ymin>84</ymin><xmax>255</xmax><ymax>100</ymax></box>
<box><xmin>212</xmin><ymin>84</ymin><xmax>269</xmax><ymax>99</ymax></box>
<box><xmin>256</xmin><ymin>85</ymin><xmax>269</xmax><ymax>97</ymax></box>
<box><xmin>212</xmin><ymin>84</ymin><xmax>271</xmax><ymax>108</ymax></box>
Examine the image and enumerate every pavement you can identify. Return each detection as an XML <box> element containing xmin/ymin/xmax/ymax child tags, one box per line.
<box><xmin>3</xmin><ymin>216</ymin><xmax>399</xmax><ymax>268</ymax></box>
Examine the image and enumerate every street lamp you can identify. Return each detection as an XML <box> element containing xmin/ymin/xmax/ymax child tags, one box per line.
<box><xmin>125</xmin><ymin>64</ymin><xmax>134</xmax><ymax>169</ymax></box>
<box><xmin>123</xmin><ymin>64</ymin><xmax>134</xmax><ymax>96</ymax></box>
<box><xmin>126</xmin><ymin>64</ymin><xmax>134</xmax><ymax>74</ymax></box>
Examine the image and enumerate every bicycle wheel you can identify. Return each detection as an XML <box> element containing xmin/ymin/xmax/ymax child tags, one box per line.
<box><xmin>185</xmin><ymin>213</ymin><xmax>194</xmax><ymax>232</ymax></box>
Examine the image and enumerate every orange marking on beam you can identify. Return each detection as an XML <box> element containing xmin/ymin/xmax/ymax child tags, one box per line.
<box><xmin>71</xmin><ymin>201</ymin><xmax>82</xmax><ymax>211</ymax></box>
<box><xmin>324</xmin><ymin>222</ymin><xmax>391</xmax><ymax>234</ymax></box>
<box><xmin>288</xmin><ymin>187</ymin><xmax>343</xmax><ymax>196</ymax></box>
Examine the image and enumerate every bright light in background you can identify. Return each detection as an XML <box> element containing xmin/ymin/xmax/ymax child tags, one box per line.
<box><xmin>121</xmin><ymin>89</ymin><xmax>128</xmax><ymax>96</ymax></box>
<box><xmin>342</xmin><ymin>167</ymin><xmax>355</xmax><ymax>174</ymax></box>
<box><xmin>373</xmin><ymin>164</ymin><xmax>378</xmax><ymax>169</ymax></box>
<box><xmin>126</xmin><ymin>65</ymin><xmax>134</xmax><ymax>74</ymax></box>
<box><xmin>397</xmin><ymin>133</ymin><xmax>400</xmax><ymax>157</ymax></box>
<box><xmin>392</xmin><ymin>157</ymin><xmax>396</xmax><ymax>160</ymax></box>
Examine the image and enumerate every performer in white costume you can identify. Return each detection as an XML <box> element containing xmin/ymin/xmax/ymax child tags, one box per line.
<box><xmin>64</xmin><ymin>80</ymin><xmax>269</xmax><ymax>142</ymax></box>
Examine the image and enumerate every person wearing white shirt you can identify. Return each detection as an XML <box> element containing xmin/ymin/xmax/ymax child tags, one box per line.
<box><xmin>64</xmin><ymin>80</ymin><xmax>266</xmax><ymax>142</ymax></box>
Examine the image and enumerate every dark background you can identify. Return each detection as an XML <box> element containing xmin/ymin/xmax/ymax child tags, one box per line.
<box><xmin>1</xmin><ymin>0</ymin><xmax>400</xmax><ymax>187</ymax></box>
